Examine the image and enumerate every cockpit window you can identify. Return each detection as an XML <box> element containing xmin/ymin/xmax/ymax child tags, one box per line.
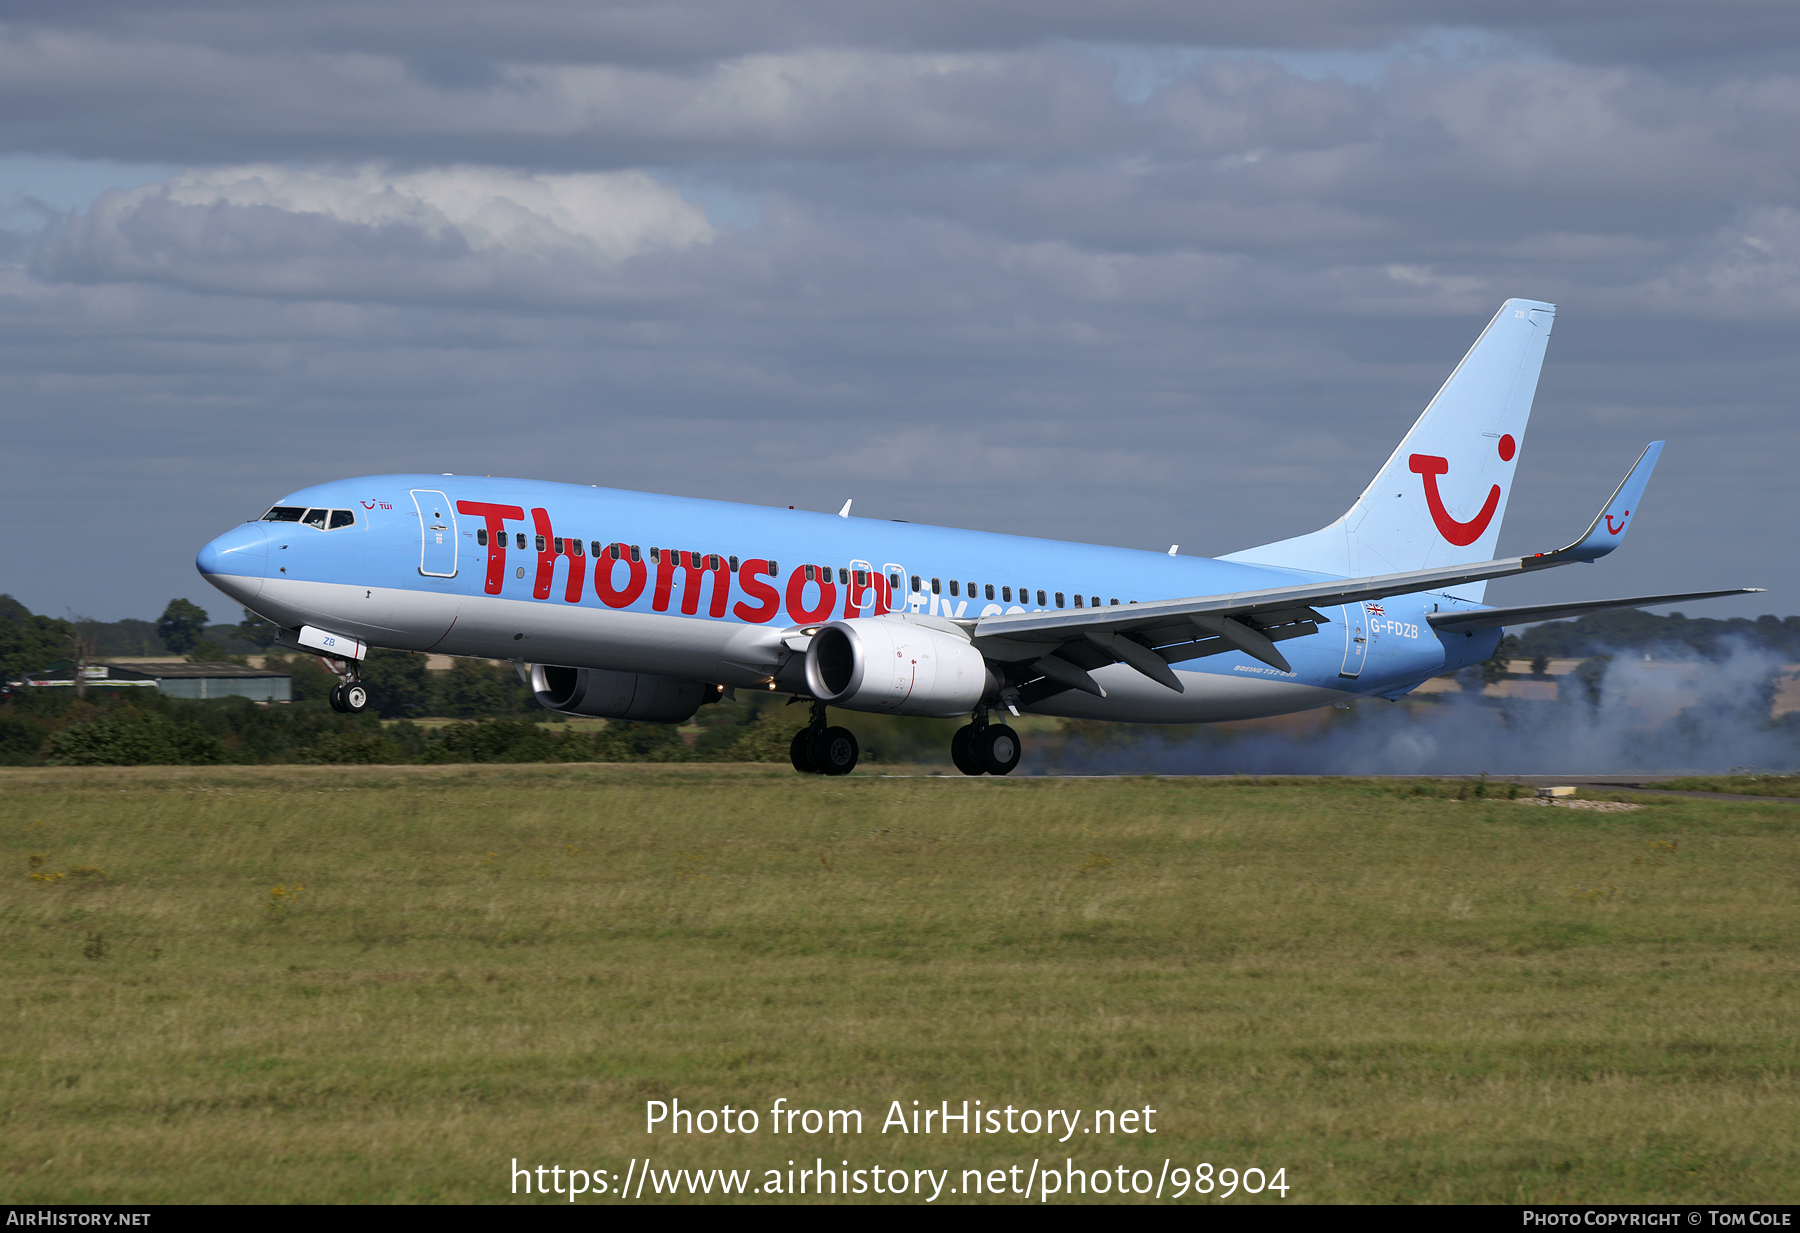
<box><xmin>263</xmin><ymin>506</ymin><xmax>306</xmax><ymax>522</ymax></box>
<box><xmin>328</xmin><ymin>510</ymin><xmax>355</xmax><ymax>529</ymax></box>
<box><xmin>301</xmin><ymin>509</ymin><xmax>329</xmax><ymax>529</ymax></box>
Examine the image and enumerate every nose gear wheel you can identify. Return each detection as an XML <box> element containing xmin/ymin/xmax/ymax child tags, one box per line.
<box><xmin>327</xmin><ymin>664</ymin><xmax>369</xmax><ymax>714</ymax></box>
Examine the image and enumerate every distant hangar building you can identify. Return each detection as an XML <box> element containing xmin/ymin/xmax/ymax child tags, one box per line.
<box><xmin>24</xmin><ymin>660</ymin><xmax>292</xmax><ymax>702</ymax></box>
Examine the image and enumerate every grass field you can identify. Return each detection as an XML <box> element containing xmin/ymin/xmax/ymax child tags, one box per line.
<box><xmin>1660</xmin><ymin>775</ymin><xmax>1800</xmax><ymax>798</ymax></box>
<box><xmin>3</xmin><ymin>764</ymin><xmax>1797</xmax><ymax>1204</ymax></box>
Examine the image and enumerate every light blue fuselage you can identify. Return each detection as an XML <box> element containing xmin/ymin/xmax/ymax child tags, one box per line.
<box><xmin>198</xmin><ymin>473</ymin><xmax>1498</xmax><ymax>724</ymax></box>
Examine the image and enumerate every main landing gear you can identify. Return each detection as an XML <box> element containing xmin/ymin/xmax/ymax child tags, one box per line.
<box><xmin>785</xmin><ymin>703</ymin><xmax>1020</xmax><ymax>777</ymax></box>
<box><xmin>952</xmin><ymin>713</ymin><xmax>1021</xmax><ymax>776</ymax></box>
<box><xmin>791</xmin><ymin>701</ymin><xmax>860</xmax><ymax>776</ymax></box>
<box><xmin>325</xmin><ymin>659</ymin><xmax>370</xmax><ymax>714</ymax></box>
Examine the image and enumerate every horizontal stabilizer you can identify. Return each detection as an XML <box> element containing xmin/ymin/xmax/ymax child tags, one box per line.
<box><xmin>1427</xmin><ymin>588</ymin><xmax>1763</xmax><ymax>634</ymax></box>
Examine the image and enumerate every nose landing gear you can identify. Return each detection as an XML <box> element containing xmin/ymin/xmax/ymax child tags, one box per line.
<box><xmin>790</xmin><ymin>701</ymin><xmax>860</xmax><ymax>776</ymax></box>
<box><xmin>952</xmin><ymin>712</ymin><xmax>1021</xmax><ymax>776</ymax></box>
<box><xmin>323</xmin><ymin>656</ymin><xmax>369</xmax><ymax>714</ymax></box>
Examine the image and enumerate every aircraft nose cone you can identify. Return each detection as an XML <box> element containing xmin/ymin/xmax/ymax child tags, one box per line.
<box><xmin>197</xmin><ymin>522</ymin><xmax>268</xmax><ymax>601</ymax></box>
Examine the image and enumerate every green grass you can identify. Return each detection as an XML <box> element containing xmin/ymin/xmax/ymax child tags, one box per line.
<box><xmin>1658</xmin><ymin>774</ymin><xmax>1800</xmax><ymax>798</ymax></box>
<box><xmin>2</xmin><ymin>765</ymin><xmax>1797</xmax><ymax>1204</ymax></box>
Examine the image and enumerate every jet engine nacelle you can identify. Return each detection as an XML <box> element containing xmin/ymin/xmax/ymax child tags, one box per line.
<box><xmin>530</xmin><ymin>664</ymin><xmax>706</xmax><ymax>723</ymax></box>
<box><xmin>804</xmin><ymin>617</ymin><xmax>993</xmax><ymax>717</ymax></box>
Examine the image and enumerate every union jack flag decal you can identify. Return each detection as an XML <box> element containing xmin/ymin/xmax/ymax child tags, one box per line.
<box><xmin>1366</xmin><ymin>603</ymin><xmax>1385</xmax><ymax>615</ymax></box>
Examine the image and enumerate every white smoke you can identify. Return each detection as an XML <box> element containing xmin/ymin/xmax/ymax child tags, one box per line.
<box><xmin>1044</xmin><ymin>640</ymin><xmax>1799</xmax><ymax>775</ymax></box>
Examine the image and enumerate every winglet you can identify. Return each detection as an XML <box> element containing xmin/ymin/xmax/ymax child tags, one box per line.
<box><xmin>1538</xmin><ymin>441</ymin><xmax>1663</xmax><ymax>564</ymax></box>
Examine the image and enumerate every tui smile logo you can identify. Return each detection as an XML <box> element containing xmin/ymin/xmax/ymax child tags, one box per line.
<box><xmin>1604</xmin><ymin>511</ymin><xmax>1629</xmax><ymax>535</ymax></box>
<box><xmin>1405</xmin><ymin>434</ymin><xmax>1519</xmax><ymax>546</ymax></box>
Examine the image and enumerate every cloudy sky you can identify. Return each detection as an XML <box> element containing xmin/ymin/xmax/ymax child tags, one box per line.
<box><xmin>3</xmin><ymin>2</ymin><xmax>1796</xmax><ymax>624</ymax></box>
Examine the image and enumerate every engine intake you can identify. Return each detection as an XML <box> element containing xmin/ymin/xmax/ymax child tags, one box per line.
<box><xmin>530</xmin><ymin>664</ymin><xmax>707</xmax><ymax>723</ymax></box>
<box><xmin>804</xmin><ymin>617</ymin><xmax>993</xmax><ymax>717</ymax></box>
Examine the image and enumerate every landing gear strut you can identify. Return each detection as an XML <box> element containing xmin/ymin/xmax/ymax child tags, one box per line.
<box><xmin>790</xmin><ymin>700</ymin><xmax>859</xmax><ymax>776</ymax></box>
<box><xmin>952</xmin><ymin>711</ymin><xmax>1020</xmax><ymax>776</ymax></box>
<box><xmin>325</xmin><ymin>657</ymin><xmax>369</xmax><ymax>714</ymax></box>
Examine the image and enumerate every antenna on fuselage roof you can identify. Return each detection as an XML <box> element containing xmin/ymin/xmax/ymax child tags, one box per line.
<box><xmin>838</xmin><ymin>499</ymin><xmax>853</xmax><ymax>518</ymax></box>
<box><xmin>1168</xmin><ymin>544</ymin><xmax>1178</xmax><ymax>555</ymax></box>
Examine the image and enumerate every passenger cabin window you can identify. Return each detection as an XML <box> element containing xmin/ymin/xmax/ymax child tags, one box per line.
<box><xmin>1091</xmin><ymin>596</ymin><xmax>1100</xmax><ymax>608</ymax></box>
<box><xmin>1002</xmin><ymin>586</ymin><xmax>1012</xmax><ymax>602</ymax></box>
<box><xmin>329</xmin><ymin>510</ymin><xmax>355</xmax><ymax>529</ymax></box>
<box><xmin>854</xmin><ymin>569</ymin><xmax>867</xmax><ymax>586</ymax></box>
<box><xmin>301</xmin><ymin>509</ymin><xmax>328</xmax><ymax>529</ymax></box>
<box><xmin>804</xmin><ymin>564</ymin><xmax>816</xmax><ymax>581</ymax></box>
<box><xmin>262</xmin><ymin>506</ymin><xmax>306</xmax><ymax>522</ymax></box>
<box><xmin>911</xmin><ymin>575</ymin><xmax>921</xmax><ymax>592</ymax></box>
<box><xmin>949</xmin><ymin>580</ymin><xmax>959</xmax><ymax>597</ymax></box>
<box><xmin>572</xmin><ymin>539</ymin><xmax>584</xmax><ymax>557</ymax></box>
<box><xmin>1054</xmin><ymin>592</ymin><xmax>1063</xmax><ymax>608</ymax></box>
<box><xmin>966</xmin><ymin>582</ymin><xmax>975</xmax><ymax>598</ymax></box>
<box><xmin>1073</xmin><ymin>594</ymin><xmax>1083</xmax><ymax>608</ymax></box>
<box><xmin>629</xmin><ymin>545</ymin><xmax>641</xmax><ymax>562</ymax></box>
<box><xmin>1110</xmin><ymin>598</ymin><xmax>1119</xmax><ymax>606</ymax></box>
<box><xmin>730</xmin><ymin>556</ymin><xmax>740</xmax><ymax>572</ymax></box>
<box><xmin>838</xmin><ymin>567</ymin><xmax>848</xmax><ymax>585</ymax></box>
<box><xmin>985</xmin><ymin>584</ymin><xmax>995</xmax><ymax>600</ymax></box>
<box><xmin>536</xmin><ymin>536</ymin><xmax>547</xmax><ymax>552</ymax></box>
<box><xmin>553</xmin><ymin>537</ymin><xmax>563</xmax><ymax>553</ymax></box>
<box><xmin>889</xmin><ymin>573</ymin><xmax>902</xmax><ymax>591</ymax></box>
<box><xmin>931</xmin><ymin>578</ymin><xmax>941</xmax><ymax>594</ymax></box>
<box><xmin>477</xmin><ymin>529</ymin><xmax>489</xmax><ymax>546</ymax></box>
<box><xmin>515</xmin><ymin>533</ymin><xmax>526</xmax><ymax>550</ymax></box>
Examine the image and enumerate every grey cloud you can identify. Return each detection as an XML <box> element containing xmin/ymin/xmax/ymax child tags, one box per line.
<box><xmin>31</xmin><ymin>165</ymin><xmax>717</xmax><ymax>307</ymax></box>
<box><xmin>0</xmin><ymin>20</ymin><xmax>1794</xmax><ymax>189</ymax></box>
<box><xmin>0</xmin><ymin>37</ymin><xmax>1140</xmax><ymax>165</ymax></box>
<box><xmin>8</xmin><ymin>2</ymin><xmax>1799</xmax><ymax>67</ymax></box>
<box><xmin>2</xmin><ymin>6</ymin><xmax>1797</xmax><ymax>627</ymax></box>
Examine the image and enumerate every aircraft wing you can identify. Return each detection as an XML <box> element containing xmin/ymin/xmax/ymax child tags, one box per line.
<box><xmin>966</xmin><ymin>441</ymin><xmax>1741</xmax><ymax>699</ymax></box>
<box><xmin>1425</xmin><ymin>589</ymin><xmax>1763</xmax><ymax>634</ymax></box>
<box><xmin>968</xmin><ymin>550</ymin><xmax>1586</xmax><ymax>698</ymax></box>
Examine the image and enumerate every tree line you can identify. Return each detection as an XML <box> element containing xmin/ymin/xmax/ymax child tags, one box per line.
<box><xmin>6</xmin><ymin>593</ymin><xmax>1792</xmax><ymax>767</ymax></box>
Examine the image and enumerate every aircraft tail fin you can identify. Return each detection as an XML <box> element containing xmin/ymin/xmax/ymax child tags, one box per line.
<box><xmin>1222</xmin><ymin>298</ymin><xmax>1555</xmax><ymax>601</ymax></box>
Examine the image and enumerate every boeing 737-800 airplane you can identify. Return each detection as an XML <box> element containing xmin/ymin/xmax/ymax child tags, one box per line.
<box><xmin>197</xmin><ymin>300</ymin><xmax>1754</xmax><ymax>775</ymax></box>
